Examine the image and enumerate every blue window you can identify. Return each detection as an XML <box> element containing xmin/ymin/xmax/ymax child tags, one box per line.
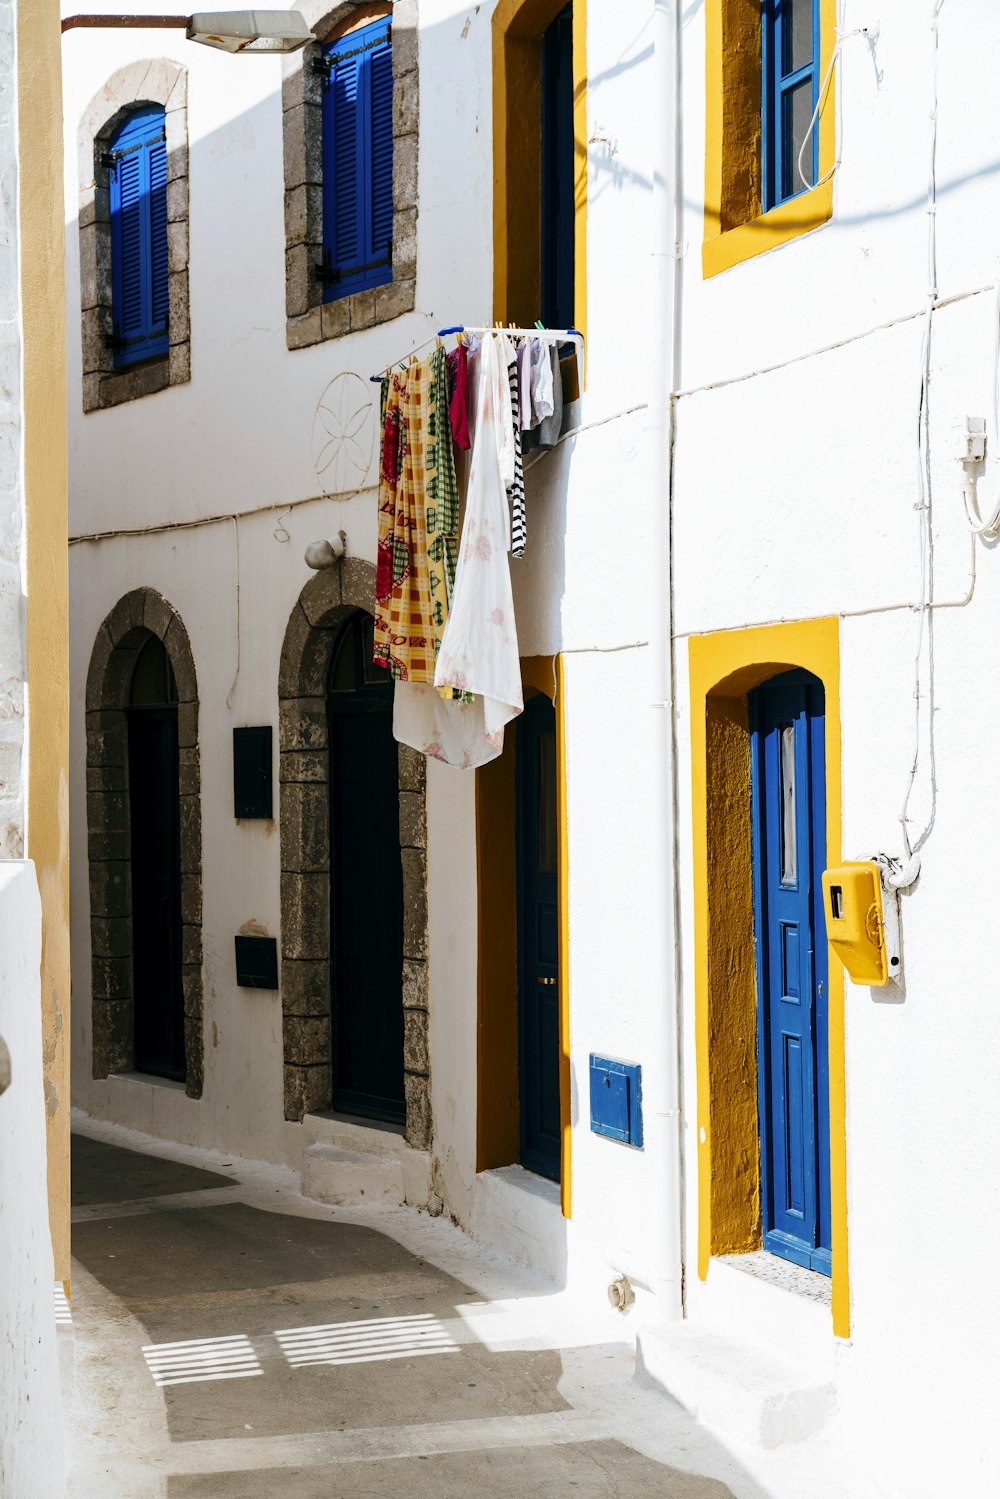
<box><xmin>762</xmin><ymin>0</ymin><xmax>820</xmax><ymax>211</ymax></box>
<box><xmin>107</xmin><ymin>104</ymin><xmax>169</xmax><ymax>368</ymax></box>
<box><xmin>320</xmin><ymin>19</ymin><xmax>393</xmax><ymax>301</ymax></box>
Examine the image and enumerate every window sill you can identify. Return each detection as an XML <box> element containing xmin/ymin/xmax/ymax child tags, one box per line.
<box><xmin>702</xmin><ymin>179</ymin><xmax>833</xmax><ymax>279</ymax></box>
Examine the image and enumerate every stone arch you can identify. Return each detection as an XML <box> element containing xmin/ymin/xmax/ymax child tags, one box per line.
<box><xmin>85</xmin><ymin>587</ymin><xmax>203</xmax><ymax>1097</ymax></box>
<box><xmin>78</xmin><ymin>59</ymin><xmax>190</xmax><ymax>411</ymax></box>
<box><xmin>278</xmin><ymin>557</ymin><xmax>430</xmax><ymax>1145</ymax></box>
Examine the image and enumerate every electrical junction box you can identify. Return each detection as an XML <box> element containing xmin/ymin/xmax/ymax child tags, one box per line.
<box><xmin>233</xmin><ymin>726</ymin><xmax>273</xmax><ymax>820</ymax></box>
<box><xmin>589</xmin><ymin>1055</ymin><xmax>643</xmax><ymax>1148</ymax></box>
<box><xmin>822</xmin><ymin>861</ymin><xmax>894</xmax><ymax>986</ymax></box>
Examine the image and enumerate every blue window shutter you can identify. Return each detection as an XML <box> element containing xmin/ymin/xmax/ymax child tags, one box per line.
<box><xmin>322</xmin><ymin>20</ymin><xmax>393</xmax><ymax>300</ymax></box>
<box><xmin>108</xmin><ymin>105</ymin><xmax>170</xmax><ymax>369</ymax></box>
<box><xmin>148</xmin><ymin>135</ymin><xmax>169</xmax><ymax>336</ymax></box>
<box><xmin>367</xmin><ymin>38</ymin><xmax>394</xmax><ymax>267</ymax></box>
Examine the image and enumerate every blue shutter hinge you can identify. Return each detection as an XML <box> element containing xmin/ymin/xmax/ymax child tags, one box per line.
<box><xmin>100</xmin><ymin>149</ymin><xmax>119</xmax><ymax>173</ymax></box>
<box><xmin>104</xmin><ymin>321</ymin><xmax>126</xmax><ymax>352</ymax></box>
<box><xmin>312</xmin><ymin>54</ymin><xmax>333</xmax><ymax>89</ymax></box>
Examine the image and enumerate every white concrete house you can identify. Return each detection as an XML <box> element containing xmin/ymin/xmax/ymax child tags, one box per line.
<box><xmin>62</xmin><ymin>2</ymin><xmax>1000</xmax><ymax>1495</ymax></box>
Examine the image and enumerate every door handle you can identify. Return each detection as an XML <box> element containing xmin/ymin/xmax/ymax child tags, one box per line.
<box><xmin>538</xmin><ymin>976</ymin><xmax>557</xmax><ymax>987</ymax></box>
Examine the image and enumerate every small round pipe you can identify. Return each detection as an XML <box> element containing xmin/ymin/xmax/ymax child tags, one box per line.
<box><xmin>61</xmin><ymin>14</ymin><xmax>189</xmax><ymax>34</ymax></box>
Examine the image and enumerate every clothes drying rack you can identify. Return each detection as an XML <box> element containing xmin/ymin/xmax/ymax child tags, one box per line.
<box><xmin>369</xmin><ymin>324</ymin><xmax>585</xmax><ymax>385</ymax></box>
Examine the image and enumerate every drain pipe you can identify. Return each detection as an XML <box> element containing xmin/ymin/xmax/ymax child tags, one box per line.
<box><xmin>646</xmin><ymin>0</ymin><xmax>685</xmax><ymax>1319</ymax></box>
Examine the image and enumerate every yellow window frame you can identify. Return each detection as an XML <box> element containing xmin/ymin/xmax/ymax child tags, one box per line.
<box><xmin>703</xmin><ymin>0</ymin><xmax>837</xmax><ymax>279</ymax></box>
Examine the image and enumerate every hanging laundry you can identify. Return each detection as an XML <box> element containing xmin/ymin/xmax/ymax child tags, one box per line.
<box><xmin>507</xmin><ymin>347</ymin><xmax>526</xmax><ymax>559</ymax></box>
<box><xmin>374</xmin><ymin>360</ymin><xmax>438</xmax><ymax>682</ymax></box>
<box><xmin>447</xmin><ymin>341</ymin><xmax>470</xmax><ymax>451</ymax></box>
<box><xmin>394</xmin><ymin>332</ymin><xmax>523</xmax><ymax>769</ymax></box>
<box><xmin>522</xmin><ymin>343</ymin><xmax>564</xmax><ymax>455</ymax></box>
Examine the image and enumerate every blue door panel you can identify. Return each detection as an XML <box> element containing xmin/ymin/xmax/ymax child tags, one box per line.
<box><xmin>751</xmin><ymin>671</ymin><xmax>831</xmax><ymax>1275</ymax></box>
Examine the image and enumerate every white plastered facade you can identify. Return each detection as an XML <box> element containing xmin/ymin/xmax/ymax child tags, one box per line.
<box><xmin>62</xmin><ymin>2</ymin><xmax>1000</xmax><ymax>1496</ymax></box>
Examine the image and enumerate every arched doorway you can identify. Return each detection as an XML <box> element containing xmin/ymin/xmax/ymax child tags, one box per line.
<box><xmin>85</xmin><ymin>588</ymin><xmax>203</xmax><ymax>1097</ymax></box>
<box><xmin>327</xmin><ymin>609</ymin><xmax>404</xmax><ymax>1123</ymax></box>
<box><xmin>277</xmin><ymin>560</ymin><xmax>430</xmax><ymax>1145</ymax></box>
<box><xmin>127</xmin><ymin>634</ymin><xmax>184</xmax><ymax>1081</ymax></box>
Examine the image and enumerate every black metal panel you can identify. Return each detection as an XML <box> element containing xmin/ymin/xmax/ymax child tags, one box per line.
<box><xmin>235</xmin><ymin>935</ymin><xmax>279</xmax><ymax>990</ymax></box>
<box><xmin>233</xmin><ymin>726</ymin><xmax>273</xmax><ymax>819</ymax></box>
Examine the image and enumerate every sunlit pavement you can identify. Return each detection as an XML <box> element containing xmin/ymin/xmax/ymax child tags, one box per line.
<box><xmin>66</xmin><ymin>1121</ymin><xmax>869</xmax><ymax>1498</ymax></box>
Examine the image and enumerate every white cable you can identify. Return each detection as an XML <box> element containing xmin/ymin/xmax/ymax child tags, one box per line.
<box><xmin>960</xmin><ymin>279</ymin><xmax>1000</xmax><ymax>536</ymax></box>
<box><xmin>899</xmin><ymin>2</ymin><xmax>945</xmax><ymax>861</ymax></box>
<box><xmin>795</xmin><ymin>2</ymin><xmax>878</xmax><ymax>194</ymax></box>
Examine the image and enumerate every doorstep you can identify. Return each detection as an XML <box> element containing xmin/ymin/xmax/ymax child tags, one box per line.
<box><xmin>470</xmin><ymin>1165</ymin><xmax>567</xmax><ymax>1283</ymax></box>
<box><xmin>636</xmin><ymin>1319</ymin><xmax>836</xmax><ymax>1449</ymax></box>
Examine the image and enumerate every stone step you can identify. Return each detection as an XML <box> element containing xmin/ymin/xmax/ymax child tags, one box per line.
<box><xmin>300</xmin><ymin>1142</ymin><xmax>405</xmax><ymax>1208</ymax></box>
<box><xmin>636</xmin><ymin>1321</ymin><xmax>836</xmax><ymax>1450</ymax></box>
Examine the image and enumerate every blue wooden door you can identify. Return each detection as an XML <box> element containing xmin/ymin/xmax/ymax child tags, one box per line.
<box><xmin>517</xmin><ymin>695</ymin><xmax>561</xmax><ymax>1182</ymax></box>
<box><xmin>750</xmin><ymin>671</ymin><xmax>831</xmax><ymax>1275</ymax></box>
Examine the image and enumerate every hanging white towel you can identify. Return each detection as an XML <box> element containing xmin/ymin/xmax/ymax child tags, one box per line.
<box><xmin>393</xmin><ymin>333</ymin><xmax>523</xmax><ymax>769</ymax></box>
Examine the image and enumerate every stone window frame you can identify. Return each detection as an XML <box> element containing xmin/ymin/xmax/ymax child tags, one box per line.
<box><xmin>282</xmin><ymin>0</ymin><xmax>418</xmax><ymax>351</ymax></box>
<box><xmin>278</xmin><ymin>559</ymin><xmax>430</xmax><ymax>1148</ymax></box>
<box><xmin>78</xmin><ymin>60</ymin><xmax>191</xmax><ymax>412</ymax></box>
<box><xmin>85</xmin><ymin>588</ymin><xmax>204</xmax><ymax>1098</ymax></box>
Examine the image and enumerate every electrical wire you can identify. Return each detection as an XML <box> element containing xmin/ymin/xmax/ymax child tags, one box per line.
<box><xmin>959</xmin><ymin>279</ymin><xmax>1000</xmax><ymax>536</ymax></box>
<box><xmin>899</xmin><ymin>0</ymin><xmax>947</xmax><ymax>863</ymax></box>
<box><xmin>796</xmin><ymin>4</ymin><xmax>880</xmax><ymax>195</ymax></box>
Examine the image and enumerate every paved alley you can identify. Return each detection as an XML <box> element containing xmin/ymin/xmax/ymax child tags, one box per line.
<box><xmin>64</xmin><ymin>1124</ymin><xmax>866</xmax><ymax>1499</ymax></box>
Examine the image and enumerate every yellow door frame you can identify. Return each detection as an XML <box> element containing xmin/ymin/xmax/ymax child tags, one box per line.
<box><xmin>688</xmin><ymin>618</ymin><xmax>849</xmax><ymax>1337</ymax></box>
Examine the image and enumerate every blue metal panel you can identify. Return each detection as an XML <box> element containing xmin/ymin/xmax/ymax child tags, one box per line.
<box><xmin>109</xmin><ymin>104</ymin><xmax>169</xmax><ymax>368</ymax></box>
<box><xmin>322</xmin><ymin>19</ymin><xmax>393</xmax><ymax>301</ymax></box>
<box><xmin>762</xmin><ymin>0</ymin><xmax>821</xmax><ymax>211</ymax></box>
<box><xmin>751</xmin><ymin>671</ymin><xmax>831</xmax><ymax>1275</ymax></box>
<box><xmin>589</xmin><ymin>1056</ymin><xmax>643</xmax><ymax>1149</ymax></box>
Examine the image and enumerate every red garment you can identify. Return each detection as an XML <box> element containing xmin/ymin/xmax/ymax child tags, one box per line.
<box><xmin>447</xmin><ymin>343</ymin><xmax>470</xmax><ymax>451</ymax></box>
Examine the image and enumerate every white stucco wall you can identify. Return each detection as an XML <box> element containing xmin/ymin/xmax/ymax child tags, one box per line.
<box><xmin>674</xmin><ymin>3</ymin><xmax>1000</xmax><ymax>1494</ymax></box>
<box><xmin>0</xmin><ymin>863</ymin><xmax>65</xmax><ymax>1497</ymax></box>
<box><xmin>63</xmin><ymin>1</ymin><xmax>1000</xmax><ymax>1492</ymax></box>
<box><xmin>63</xmin><ymin>0</ymin><xmax>676</xmax><ymax>1315</ymax></box>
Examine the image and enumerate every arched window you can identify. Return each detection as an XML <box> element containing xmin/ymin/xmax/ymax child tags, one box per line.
<box><xmin>107</xmin><ymin>105</ymin><xmax>169</xmax><ymax>368</ymax></box>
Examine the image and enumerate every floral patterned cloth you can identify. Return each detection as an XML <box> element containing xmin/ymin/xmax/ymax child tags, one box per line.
<box><xmin>374</xmin><ymin>360</ymin><xmax>437</xmax><ymax>683</ymax></box>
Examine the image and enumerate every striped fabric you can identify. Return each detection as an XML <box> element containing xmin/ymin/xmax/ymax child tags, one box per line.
<box><xmin>507</xmin><ymin>354</ymin><xmax>526</xmax><ymax>558</ymax></box>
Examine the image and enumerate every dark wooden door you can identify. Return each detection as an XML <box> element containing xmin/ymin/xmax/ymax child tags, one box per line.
<box><xmin>517</xmin><ymin>693</ymin><xmax>561</xmax><ymax>1182</ymax></box>
<box><xmin>127</xmin><ymin>705</ymin><xmax>185</xmax><ymax>1081</ymax></box>
<box><xmin>328</xmin><ymin>613</ymin><xmax>404</xmax><ymax>1123</ymax></box>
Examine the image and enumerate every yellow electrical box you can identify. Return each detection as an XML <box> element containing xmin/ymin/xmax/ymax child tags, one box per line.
<box><xmin>821</xmin><ymin>861</ymin><xmax>889</xmax><ymax>987</ymax></box>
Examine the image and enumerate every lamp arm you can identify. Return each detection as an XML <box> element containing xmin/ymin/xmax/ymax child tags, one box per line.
<box><xmin>61</xmin><ymin>14</ymin><xmax>190</xmax><ymax>33</ymax></box>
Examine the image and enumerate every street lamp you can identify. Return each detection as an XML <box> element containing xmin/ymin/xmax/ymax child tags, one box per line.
<box><xmin>61</xmin><ymin>11</ymin><xmax>315</xmax><ymax>52</ymax></box>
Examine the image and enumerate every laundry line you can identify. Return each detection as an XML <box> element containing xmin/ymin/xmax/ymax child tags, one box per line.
<box><xmin>369</xmin><ymin>324</ymin><xmax>585</xmax><ymax>385</ymax></box>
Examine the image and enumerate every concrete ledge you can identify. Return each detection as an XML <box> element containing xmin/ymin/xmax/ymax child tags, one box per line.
<box><xmin>301</xmin><ymin>1142</ymin><xmax>406</xmax><ymax>1207</ymax></box>
<box><xmin>299</xmin><ymin>1113</ymin><xmax>431</xmax><ymax>1206</ymax></box>
<box><xmin>470</xmin><ymin>1166</ymin><xmax>566</xmax><ymax>1284</ymax></box>
<box><xmin>636</xmin><ymin>1322</ymin><xmax>836</xmax><ymax>1450</ymax></box>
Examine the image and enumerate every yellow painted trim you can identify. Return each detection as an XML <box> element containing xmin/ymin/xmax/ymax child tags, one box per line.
<box><xmin>688</xmin><ymin>618</ymin><xmax>849</xmax><ymax>1338</ymax></box>
<box><xmin>555</xmin><ymin>654</ymin><xmax>571</xmax><ymax>1217</ymax></box>
<box><xmin>492</xmin><ymin>0</ymin><xmax>587</xmax><ymax>371</ymax></box>
<box><xmin>18</xmin><ymin>0</ymin><xmax>71</xmax><ymax>1286</ymax></box>
<box><xmin>703</xmin><ymin>0</ymin><xmax>836</xmax><ymax>278</ymax></box>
